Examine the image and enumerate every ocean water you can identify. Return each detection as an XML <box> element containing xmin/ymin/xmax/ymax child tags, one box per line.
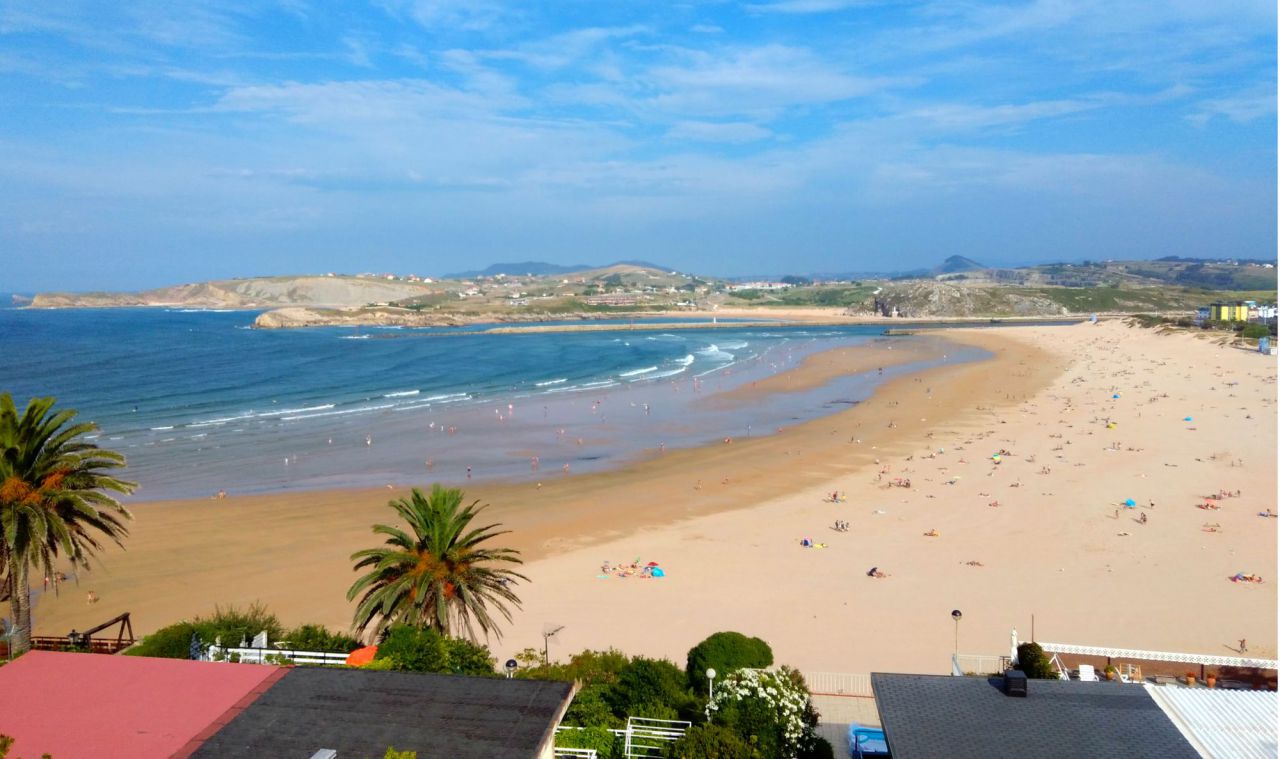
<box><xmin>0</xmin><ymin>308</ymin><xmax>988</xmax><ymax>500</ymax></box>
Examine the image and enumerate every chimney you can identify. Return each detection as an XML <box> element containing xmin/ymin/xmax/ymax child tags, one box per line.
<box><xmin>1003</xmin><ymin>670</ymin><xmax>1028</xmax><ymax>697</ymax></box>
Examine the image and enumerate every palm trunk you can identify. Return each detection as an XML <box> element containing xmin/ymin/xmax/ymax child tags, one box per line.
<box><xmin>9</xmin><ymin>560</ymin><xmax>31</xmax><ymax>655</ymax></box>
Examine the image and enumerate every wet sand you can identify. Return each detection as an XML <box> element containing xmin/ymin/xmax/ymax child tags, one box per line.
<box><xmin>26</xmin><ymin>322</ymin><xmax>1276</xmax><ymax>678</ymax></box>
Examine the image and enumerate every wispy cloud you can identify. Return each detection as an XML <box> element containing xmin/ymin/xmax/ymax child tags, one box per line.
<box><xmin>644</xmin><ymin>44</ymin><xmax>899</xmax><ymax>118</ymax></box>
<box><xmin>666</xmin><ymin>121</ymin><xmax>773</xmax><ymax>143</ymax></box>
<box><xmin>377</xmin><ymin>0</ymin><xmax>505</xmax><ymax>31</ymax></box>
<box><xmin>1187</xmin><ymin>84</ymin><xmax>1277</xmax><ymax>127</ymax></box>
<box><xmin>745</xmin><ymin>0</ymin><xmax>876</xmax><ymax>14</ymax></box>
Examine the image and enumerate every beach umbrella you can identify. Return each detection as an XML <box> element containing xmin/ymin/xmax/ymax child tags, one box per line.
<box><xmin>646</xmin><ymin>562</ymin><xmax>660</xmax><ymax>567</ymax></box>
<box><xmin>1011</xmin><ymin>629</ymin><xmax>1019</xmax><ymax>666</ymax></box>
<box><xmin>345</xmin><ymin>645</ymin><xmax>378</xmax><ymax>667</ymax></box>
<box><xmin>1183</xmin><ymin>416</ymin><xmax>1193</xmax><ymax>422</ymax></box>
<box><xmin>652</xmin><ymin>568</ymin><xmax>665</xmax><ymax>578</ymax></box>
<box><xmin>1112</xmin><ymin>394</ymin><xmax>1120</xmax><ymax>399</ymax></box>
<box><xmin>1123</xmin><ymin>498</ymin><xmax>1137</xmax><ymax>508</ymax></box>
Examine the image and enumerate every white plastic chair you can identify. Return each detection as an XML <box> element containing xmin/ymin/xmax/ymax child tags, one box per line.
<box><xmin>1077</xmin><ymin>664</ymin><xmax>1100</xmax><ymax>682</ymax></box>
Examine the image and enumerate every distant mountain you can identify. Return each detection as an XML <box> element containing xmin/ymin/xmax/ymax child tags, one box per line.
<box><xmin>446</xmin><ymin>260</ymin><xmax>676</xmax><ymax>278</ymax></box>
<box><xmin>445</xmin><ymin>261</ymin><xmax>590</xmax><ymax>278</ymax></box>
<box><xmin>933</xmin><ymin>255</ymin><xmax>986</xmax><ymax>274</ymax></box>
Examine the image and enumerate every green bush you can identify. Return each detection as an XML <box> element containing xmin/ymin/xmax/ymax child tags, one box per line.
<box><xmin>609</xmin><ymin>657</ymin><xmax>695</xmax><ymax>721</ymax></box>
<box><xmin>798</xmin><ymin>735</ymin><xmax>835</xmax><ymax>759</ymax></box>
<box><xmin>126</xmin><ymin>603</ymin><xmax>290</xmax><ymax>659</ymax></box>
<box><xmin>665</xmin><ymin>723</ymin><xmax>757</xmax><ymax>758</ymax></box>
<box><xmin>282</xmin><ymin>623</ymin><xmax>360</xmax><ymax>653</ymax></box>
<box><xmin>124</xmin><ymin>621</ymin><xmax>201</xmax><ymax>658</ymax></box>
<box><xmin>707</xmin><ymin>667</ymin><xmax>816</xmax><ymax>759</ymax></box>
<box><xmin>1015</xmin><ymin>642</ymin><xmax>1057</xmax><ymax>679</ymax></box>
<box><xmin>383</xmin><ymin>748</ymin><xmax>416</xmax><ymax>759</ymax></box>
<box><xmin>563</xmin><ymin>684</ymin><xmax>623</xmax><ymax>729</ymax></box>
<box><xmin>518</xmin><ymin>648</ymin><xmax>631</xmax><ymax>686</ymax></box>
<box><xmin>373</xmin><ymin>625</ymin><xmax>495</xmax><ymax>676</ymax></box>
<box><xmin>556</xmin><ymin>726</ymin><xmax>622</xmax><ymax>759</ymax></box>
<box><xmin>686</xmin><ymin>632</ymin><xmax>773</xmax><ymax>694</ymax></box>
<box><xmin>1241</xmin><ymin>323</ymin><xmax>1271</xmax><ymax>339</ymax></box>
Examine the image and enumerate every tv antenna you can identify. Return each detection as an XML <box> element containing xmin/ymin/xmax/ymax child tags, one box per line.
<box><xmin>542</xmin><ymin>623</ymin><xmax>565</xmax><ymax>665</ymax></box>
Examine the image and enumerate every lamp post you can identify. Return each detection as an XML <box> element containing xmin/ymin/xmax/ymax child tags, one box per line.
<box><xmin>951</xmin><ymin>609</ymin><xmax>963</xmax><ymax>657</ymax></box>
<box><xmin>706</xmin><ymin>668</ymin><xmax>717</xmax><ymax>702</ymax></box>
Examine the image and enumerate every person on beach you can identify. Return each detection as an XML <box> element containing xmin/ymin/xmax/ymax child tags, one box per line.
<box><xmin>466</xmin><ymin>466</ymin><xmax>472</xmax><ymax>479</ymax></box>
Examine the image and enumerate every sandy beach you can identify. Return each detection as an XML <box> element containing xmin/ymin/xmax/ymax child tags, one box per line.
<box><xmin>26</xmin><ymin>322</ymin><xmax>1276</xmax><ymax>677</ymax></box>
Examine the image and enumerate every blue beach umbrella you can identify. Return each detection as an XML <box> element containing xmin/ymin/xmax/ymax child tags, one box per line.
<box><xmin>1124</xmin><ymin>498</ymin><xmax>1137</xmax><ymax>508</ymax></box>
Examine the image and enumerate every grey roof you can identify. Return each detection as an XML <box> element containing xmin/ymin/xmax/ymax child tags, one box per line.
<box><xmin>871</xmin><ymin>673</ymin><xmax>1201</xmax><ymax>759</ymax></box>
<box><xmin>190</xmin><ymin>667</ymin><xmax>574</xmax><ymax>759</ymax></box>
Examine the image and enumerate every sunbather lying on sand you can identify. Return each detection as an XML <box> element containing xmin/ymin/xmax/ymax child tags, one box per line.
<box><xmin>923</xmin><ymin>529</ymin><xmax>939</xmax><ymax>537</ymax></box>
<box><xmin>1229</xmin><ymin>573</ymin><xmax>1263</xmax><ymax>583</ymax></box>
<box><xmin>866</xmin><ymin>567</ymin><xmax>889</xmax><ymax>578</ymax></box>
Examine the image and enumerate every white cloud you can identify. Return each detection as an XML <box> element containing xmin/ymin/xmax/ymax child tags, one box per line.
<box><xmin>378</xmin><ymin>0</ymin><xmax>504</xmax><ymax>31</ymax></box>
<box><xmin>666</xmin><ymin>121</ymin><xmax>773</xmax><ymax>143</ymax></box>
<box><xmin>901</xmin><ymin>98</ymin><xmax>1102</xmax><ymax>131</ymax></box>
<box><xmin>645</xmin><ymin>44</ymin><xmax>896</xmax><ymax>118</ymax></box>
<box><xmin>1187</xmin><ymin>84</ymin><xmax>1276</xmax><ymax>126</ymax></box>
<box><xmin>745</xmin><ymin>0</ymin><xmax>876</xmax><ymax>14</ymax></box>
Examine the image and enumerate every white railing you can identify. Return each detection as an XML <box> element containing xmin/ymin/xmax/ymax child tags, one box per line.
<box><xmin>206</xmin><ymin>645</ymin><xmax>350</xmax><ymax>666</ymax></box>
<box><xmin>1032</xmin><ymin>642</ymin><xmax>1277</xmax><ymax>670</ymax></box>
<box><xmin>554</xmin><ymin>749</ymin><xmax>598</xmax><ymax>758</ymax></box>
<box><xmin>623</xmin><ymin>717</ymin><xmax>690</xmax><ymax>758</ymax></box>
<box><xmin>800</xmin><ymin>670</ymin><xmax>874</xmax><ymax>697</ymax></box>
<box><xmin>951</xmin><ymin>654</ymin><xmax>1011</xmax><ymax>676</ymax></box>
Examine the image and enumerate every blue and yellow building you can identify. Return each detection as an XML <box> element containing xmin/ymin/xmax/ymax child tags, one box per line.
<box><xmin>1208</xmin><ymin>302</ymin><xmax>1249</xmax><ymax>322</ymax></box>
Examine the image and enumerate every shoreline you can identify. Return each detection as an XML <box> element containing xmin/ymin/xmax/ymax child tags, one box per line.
<box><xmin>27</xmin><ymin>330</ymin><xmax>1035</xmax><ymax>633</ymax></box>
<box><xmin>22</xmin><ymin>322</ymin><xmax>1275</xmax><ymax>680</ymax></box>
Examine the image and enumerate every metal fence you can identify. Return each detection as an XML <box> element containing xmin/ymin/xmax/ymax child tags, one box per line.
<box><xmin>204</xmin><ymin>645</ymin><xmax>350</xmax><ymax>666</ymax></box>
<box><xmin>952</xmin><ymin>654</ymin><xmax>1011</xmax><ymax>676</ymax></box>
<box><xmin>800</xmin><ymin>670</ymin><xmax>874</xmax><ymax>697</ymax></box>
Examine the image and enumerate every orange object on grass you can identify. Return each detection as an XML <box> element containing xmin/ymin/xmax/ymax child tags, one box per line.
<box><xmin>345</xmin><ymin>645</ymin><xmax>378</xmax><ymax>666</ymax></box>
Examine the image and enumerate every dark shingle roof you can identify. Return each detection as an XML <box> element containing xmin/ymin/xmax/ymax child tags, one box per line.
<box><xmin>189</xmin><ymin>667</ymin><xmax>574</xmax><ymax>759</ymax></box>
<box><xmin>871</xmin><ymin>673</ymin><xmax>1200</xmax><ymax>759</ymax></box>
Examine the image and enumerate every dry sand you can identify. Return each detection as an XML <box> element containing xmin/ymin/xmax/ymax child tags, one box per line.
<box><xmin>27</xmin><ymin>322</ymin><xmax>1276</xmax><ymax>677</ymax></box>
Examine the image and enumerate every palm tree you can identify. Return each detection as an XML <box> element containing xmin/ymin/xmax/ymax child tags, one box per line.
<box><xmin>0</xmin><ymin>393</ymin><xmax>135</xmax><ymax>654</ymax></box>
<box><xmin>347</xmin><ymin>484</ymin><xmax>527</xmax><ymax>643</ymax></box>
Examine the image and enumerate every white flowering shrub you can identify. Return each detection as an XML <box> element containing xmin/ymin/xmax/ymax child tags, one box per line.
<box><xmin>705</xmin><ymin>666</ymin><xmax>818</xmax><ymax>758</ymax></box>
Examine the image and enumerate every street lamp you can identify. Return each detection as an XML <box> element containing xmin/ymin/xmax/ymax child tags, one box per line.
<box><xmin>951</xmin><ymin>610</ymin><xmax>963</xmax><ymax>657</ymax></box>
<box><xmin>706</xmin><ymin>668</ymin><xmax>717</xmax><ymax>701</ymax></box>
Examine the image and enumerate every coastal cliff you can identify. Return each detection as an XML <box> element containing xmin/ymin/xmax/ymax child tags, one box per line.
<box><xmin>252</xmin><ymin>306</ymin><xmax>615</xmax><ymax>329</ymax></box>
<box><xmin>253</xmin><ymin>307</ymin><xmax>464</xmax><ymax>329</ymax></box>
<box><xmin>30</xmin><ymin>276</ymin><xmax>440</xmax><ymax>309</ymax></box>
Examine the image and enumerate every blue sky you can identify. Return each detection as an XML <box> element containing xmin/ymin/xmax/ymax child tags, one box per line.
<box><xmin>1</xmin><ymin>1</ymin><xmax>1275</xmax><ymax>290</ymax></box>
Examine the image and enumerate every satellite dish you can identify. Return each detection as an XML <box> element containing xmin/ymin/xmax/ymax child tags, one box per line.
<box><xmin>505</xmin><ymin>659</ymin><xmax>518</xmax><ymax>672</ymax></box>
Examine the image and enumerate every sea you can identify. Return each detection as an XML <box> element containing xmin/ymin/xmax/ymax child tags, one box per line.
<box><xmin>0</xmin><ymin>308</ymin><xmax>994</xmax><ymax>500</ymax></box>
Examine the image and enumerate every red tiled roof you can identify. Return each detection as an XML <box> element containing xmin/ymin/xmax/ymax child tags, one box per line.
<box><xmin>0</xmin><ymin>651</ymin><xmax>281</xmax><ymax>759</ymax></box>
